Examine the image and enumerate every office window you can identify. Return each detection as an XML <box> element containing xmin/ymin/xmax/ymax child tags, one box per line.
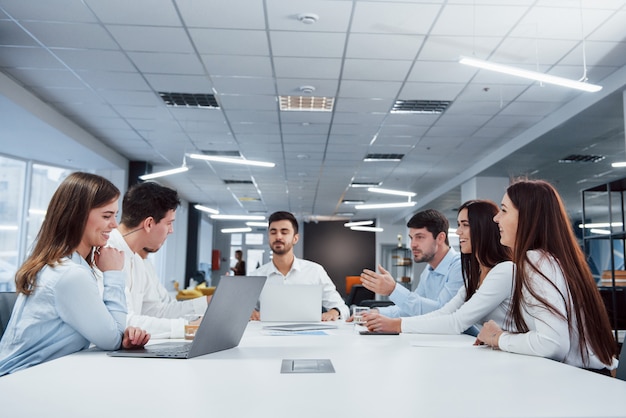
<box><xmin>245</xmin><ymin>233</ymin><xmax>263</xmax><ymax>245</ymax></box>
<box><xmin>26</xmin><ymin>164</ymin><xmax>72</xmax><ymax>254</ymax></box>
<box><xmin>0</xmin><ymin>156</ymin><xmax>25</xmax><ymax>291</ymax></box>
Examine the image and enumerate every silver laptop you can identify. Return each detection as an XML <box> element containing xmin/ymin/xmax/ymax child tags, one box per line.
<box><xmin>107</xmin><ymin>275</ymin><xmax>266</xmax><ymax>359</ymax></box>
<box><xmin>259</xmin><ymin>284</ymin><xmax>323</xmax><ymax>322</ymax></box>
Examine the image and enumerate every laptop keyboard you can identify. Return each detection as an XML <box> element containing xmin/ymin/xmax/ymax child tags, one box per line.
<box><xmin>150</xmin><ymin>343</ymin><xmax>192</xmax><ymax>358</ymax></box>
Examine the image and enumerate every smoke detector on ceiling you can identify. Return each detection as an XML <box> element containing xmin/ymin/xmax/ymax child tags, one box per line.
<box><xmin>297</xmin><ymin>13</ymin><xmax>319</xmax><ymax>24</ymax></box>
<box><xmin>299</xmin><ymin>85</ymin><xmax>315</xmax><ymax>94</ymax></box>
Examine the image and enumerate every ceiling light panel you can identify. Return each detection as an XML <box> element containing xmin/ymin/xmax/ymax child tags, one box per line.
<box><xmin>279</xmin><ymin>96</ymin><xmax>335</xmax><ymax>111</ymax></box>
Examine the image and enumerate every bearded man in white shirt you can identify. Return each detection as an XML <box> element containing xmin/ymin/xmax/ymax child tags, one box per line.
<box><xmin>106</xmin><ymin>181</ymin><xmax>208</xmax><ymax>338</ymax></box>
<box><xmin>250</xmin><ymin>211</ymin><xmax>349</xmax><ymax>321</ymax></box>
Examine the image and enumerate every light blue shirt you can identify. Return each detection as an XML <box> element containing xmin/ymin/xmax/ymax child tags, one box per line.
<box><xmin>0</xmin><ymin>252</ymin><xmax>126</xmax><ymax>376</ymax></box>
<box><xmin>378</xmin><ymin>247</ymin><xmax>463</xmax><ymax>317</ymax></box>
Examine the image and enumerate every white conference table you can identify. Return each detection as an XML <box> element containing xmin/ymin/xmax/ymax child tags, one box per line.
<box><xmin>1</xmin><ymin>321</ymin><xmax>625</xmax><ymax>418</ymax></box>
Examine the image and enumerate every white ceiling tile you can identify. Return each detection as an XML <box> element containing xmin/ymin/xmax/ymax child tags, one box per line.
<box><xmin>211</xmin><ymin>77</ymin><xmax>276</xmax><ymax>95</ymax></box>
<box><xmin>399</xmin><ymin>82</ymin><xmax>465</xmax><ymax>100</ymax></box>
<box><xmin>407</xmin><ymin>61</ymin><xmax>477</xmax><ymax>83</ymax></box>
<box><xmin>2</xmin><ymin>0</ymin><xmax>96</xmax><ymax>22</ymax></box>
<box><xmin>431</xmin><ymin>4</ymin><xmax>529</xmax><ymax>37</ymax></box>
<box><xmin>107</xmin><ymin>26</ymin><xmax>194</xmax><ymax>53</ymax></box>
<box><xmin>218</xmin><ymin>95</ymin><xmax>278</xmax><ymax>111</ymax></box>
<box><xmin>420</xmin><ymin>36</ymin><xmax>500</xmax><ymax>61</ymax></box>
<box><xmin>271</xmin><ymin>31</ymin><xmax>346</xmax><ymax>57</ymax></box>
<box><xmin>204</xmin><ymin>55</ymin><xmax>273</xmax><ymax>77</ymax></box>
<box><xmin>0</xmin><ymin>20</ymin><xmax>38</xmax><ymax>46</ymax></box>
<box><xmin>273</xmin><ymin>57</ymin><xmax>342</xmax><ymax>79</ymax></box>
<box><xmin>53</xmin><ymin>49</ymin><xmax>135</xmax><ymax>71</ymax></box>
<box><xmin>97</xmin><ymin>90</ymin><xmax>161</xmax><ymax>106</ymax></box>
<box><xmin>338</xmin><ymin>80</ymin><xmax>403</xmax><ymax>99</ymax></box>
<box><xmin>266</xmin><ymin>0</ymin><xmax>353</xmax><ymax>31</ymax></box>
<box><xmin>85</xmin><ymin>0</ymin><xmax>181</xmax><ymax>25</ymax></box>
<box><xmin>511</xmin><ymin>6</ymin><xmax>616</xmax><ymax>40</ymax></box>
<box><xmin>144</xmin><ymin>74</ymin><xmax>214</xmax><ymax>93</ymax></box>
<box><xmin>127</xmin><ymin>52</ymin><xmax>205</xmax><ymax>75</ymax></box>
<box><xmin>177</xmin><ymin>0</ymin><xmax>266</xmax><ymax>29</ymax></box>
<box><xmin>343</xmin><ymin>59</ymin><xmax>413</xmax><ymax>81</ymax></box>
<box><xmin>351</xmin><ymin>2</ymin><xmax>442</xmax><ymax>34</ymax></box>
<box><xmin>0</xmin><ymin>46</ymin><xmax>65</xmax><ymax>69</ymax></box>
<box><xmin>21</xmin><ymin>21</ymin><xmax>117</xmax><ymax>49</ymax></box>
<box><xmin>190</xmin><ymin>29</ymin><xmax>269</xmax><ymax>55</ymax></box>
<box><xmin>346</xmin><ymin>33</ymin><xmax>424</xmax><ymax>60</ymax></box>
<box><xmin>79</xmin><ymin>70</ymin><xmax>151</xmax><ymax>91</ymax></box>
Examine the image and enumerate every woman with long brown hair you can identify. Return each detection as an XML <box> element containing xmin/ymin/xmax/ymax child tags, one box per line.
<box><xmin>363</xmin><ymin>199</ymin><xmax>513</xmax><ymax>334</ymax></box>
<box><xmin>477</xmin><ymin>179</ymin><xmax>617</xmax><ymax>373</ymax></box>
<box><xmin>0</xmin><ymin>172</ymin><xmax>149</xmax><ymax>376</ymax></box>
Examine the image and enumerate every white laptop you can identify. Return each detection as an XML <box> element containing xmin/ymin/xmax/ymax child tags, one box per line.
<box><xmin>107</xmin><ymin>275</ymin><xmax>266</xmax><ymax>359</ymax></box>
<box><xmin>259</xmin><ymin>284</ymin><xmax>323</xmax><ymax>322</ymax></box>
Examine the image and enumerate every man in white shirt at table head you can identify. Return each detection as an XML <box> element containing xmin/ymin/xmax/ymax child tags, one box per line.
<box><xmin>358</xmin><ymin>209</ymin><xmax>463</xmax><ymax>318</ymax></box>
<box><xmin>250</xmin><ymin>211</ymin><xmax>349</xmax><ymax>321</ymax></box>
<box><xmin>105</xmin><ymin>181</ymin><xmax>209</xmax><ymax>338</ymax></box>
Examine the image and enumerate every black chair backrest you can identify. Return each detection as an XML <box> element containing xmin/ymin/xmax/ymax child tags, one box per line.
<box><xmin>345</xmin><ymin>285</ymin><xmax>375</xmax><ymax>307</ymax></box>
<box><xmin>617</xmin><ymin>337</ymin><xmax>626</xmax><ymax>381</ymax></box>
<box><xmin>0</xmin><ymin>292</ymin><xmax>18</xmax><ymax>339</ymax></box>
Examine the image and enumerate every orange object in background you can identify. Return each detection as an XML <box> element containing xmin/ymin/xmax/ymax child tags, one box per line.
<box><xmin>345</xmin><ymin>275</ymin><xmax>361</xmax><ymax>295</ymax></box>
<box><xmin>211</xmin><ymin>249</ymin><xmax>221</xmax><ymax>270</ymax></box>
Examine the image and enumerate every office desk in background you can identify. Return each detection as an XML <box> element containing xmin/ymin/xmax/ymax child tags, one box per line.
<box><xmin>1</xmin><ymin>321</ymin><xmax>625</xmax><ymax>418</ymax></box>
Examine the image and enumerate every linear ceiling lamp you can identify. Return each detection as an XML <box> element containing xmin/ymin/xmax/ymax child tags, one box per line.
<box><xmin>221</xmin><ymin>227</ymin><xmax>252</xmax><ymax>233</ymax></box>
<box><xmin>210</xmin><ymin>214</ymin><xmax>266</xmax><ymax>221</ymax></box>
<box><xmin>344</xmin><ymin>220</ymin><xmax>374</xmax><ymax>227</ymax></box>
<box><xmin>458</xmin><ymin>56</ymin><xmax>602</xmax><ymax>93</ymax></box>
<box><xmin>194</xmin><ymin>204</ymin><xmax>219</xmax><ymax>215</ymax></box>
<box><xmin>138</xmin><ymin>165</ymin><xmax>189</xmax><ymax>180</ymax></box>
<box><xmin>368</xmin><ymin>187</ymin><xmax>416</xmax><ymax>197</ymax></box>
<box><xmin>578</xmin><ymin>222</ymin><xmax>623</xmax><ymax>229</ymax></box>
<box><xmin>350</xmin><ymin>226</ymin><xmax>384</xmax><ymax>232</ymax></box>
<box><xmin>188</xmin><ymin>153</ymin><xmax>275</xmax><ymax>168</ymax></box>
<box><xmin>355</xmin><ymin>201</ymin><xmax>416</xmax><ymax>210</ymax></box>
<box><xmin>246</xmin><ymin>221</ymin><xmax>269</xmax><ymax>227</ymax></box>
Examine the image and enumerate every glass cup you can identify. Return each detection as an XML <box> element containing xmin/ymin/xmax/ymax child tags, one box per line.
<box><xmin>352</xmin><ymin>306</ymin><xmax>370</xmax><ymax>326</ymax></box>
<box><xmin>184</xmin><ymin>314</ymin><xmax>202</xmax><ymax>340</ymax></box>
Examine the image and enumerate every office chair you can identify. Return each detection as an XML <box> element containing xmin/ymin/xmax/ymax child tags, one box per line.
<box><xmin>345</xmin><ymin>285</ymin><xmax>375</xmax><ymax>307</ymax></box>
<box><xmin>360</xmin><ymin>299</ymin><xmax>395</xmax><ymax>309</ymax></box>
<box><xmin>0</xmin><ymin>291</ymin><xmax>18</xmax><ymax>339</ymax></box>
<box><xmin>616</xmin><ymin>337</ymin><xmax>626</xmax><ymax>381</ymax></box>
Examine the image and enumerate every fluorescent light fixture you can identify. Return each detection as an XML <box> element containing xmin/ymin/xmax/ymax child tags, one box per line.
<box><xmin>350</xmin><ymin>226</ymin><xmax>384</xmax><ymax>232</ymax></box>
<box><xmin>355</xmin><ymin>201</ymin><xmax>417</xmax><ymax>210</ymax></box>
<box><xmin>28</xmin><ymin>208</ymin><xmax>47</xmax><ymax>216</ymax></box>
<box><xmin>590</xmin><ymin>228</ymin><xmax>611</xmax><ymax>235</ymax></box>
<box><xmin>246</xmin><ymin>221</ymin><xmax>269</xmax><ymax>227</ymax></box>
<box><xmin>194</xmin><ymin>204</ymin><xmax>219</xmax><ymax>215</ymax></box>
<box><xmin>350</xmin><ymin>182</ymin><xmax>382</xmax><ymax>188</ymax></box>
<box><xmin>612</xmin><ymin>162</ymin><xmax>626</xmax><ymax>168</ymax></box>
<box><xmin>368</xmin><ymin>187</ymin><xmax>416</xmax><ymax>197</ymax></box>
<box><xmin>459</xmin><ymin>56</ymin><xmax>602</xmax><ymax>93</ymax></box>
<box><xmin>221</xmin><ymin>227</ymin><xmax>252</xmax><ymax>233</ymax></box>
<box><xmin>578</xmin><ymin>222</ymin><xmax>623</xmax><ymax>229</ymax></box>
<box><xmin>0</xmin><ymin>224</ymin><xmax>18</xmax><ymax>231</ymax></box>
<box><xmin>342</xmin><ymin>200</ymin><xmax>365</xmax><ymax>205</ymax></box>
<box><xmin>210</xmin><ymin>214</ymin><xmax>266</xmax><ymax>221</ymax></box>
<box><xmin>344</xmin><ymin>220</ymin><xmax>374</xmax><ymax>227</ymax></box>
<box><xmin>138</xmin><ymin>166</ymin><xmax>189</xmax><ymax>180</ymax></box>
<box><xmin>188</xmin><ymin>153</ymin><xmax>275</xmax><ymax>168</ymax></box>
<box><xmin>448</xmin><ymin>228</ymin><xmax>458</xmax><ymax>237</ymax></box>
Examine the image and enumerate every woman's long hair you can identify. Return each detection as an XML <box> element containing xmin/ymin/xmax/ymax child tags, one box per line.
<box><xmin>15</xmin><ymin>172</ymin><xmax>120</xmax><ymax>295</ymax></box>
<box><xmin>506</xmin><ymin>179</ymin><xmax>615</xmax><ymax>365</ymax></box>
<box><xmin>459</xmin><ymin>200</ymin><xmax>511</xmax><ymax>301</ymax></box>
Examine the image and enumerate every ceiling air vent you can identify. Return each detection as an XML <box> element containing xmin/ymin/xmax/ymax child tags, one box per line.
<box><xmin>558</xmin><ymin>154</ymin><xmax>605</xmax><ymax>163</ymax></box>
<box><xmin>223</xmin><ymin>180</ymin><xmax>254</xmax><ymax>185</ymax></box>
<box><xmin>364</xmin><ymin>153</ymin><xmax>404</xmax><ymax>162</ymax></box>
<box><xmin>391</xmin><ymin>100</ymin><xmax>451</xmax><ymax>114</ymax></box>
<box><xmin>159</xmin><ymin>92</ymin><xmax>219</xmax><ymax>108</ymax></box>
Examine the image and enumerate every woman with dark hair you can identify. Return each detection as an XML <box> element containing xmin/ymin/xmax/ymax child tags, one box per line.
<box><xmin>0</xmin><ymin>172</ymin><xmax>149</xmax><ymax>376</ymax></box>
<box><xmin>364</xmin><ymin>200</ymin><xmax>513</xmax><ymax>334</ymax></box>
<box><xmin>477</xmin><ymin>179</ymin><xmax>617</xmax><ymax>373</ymax></box>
